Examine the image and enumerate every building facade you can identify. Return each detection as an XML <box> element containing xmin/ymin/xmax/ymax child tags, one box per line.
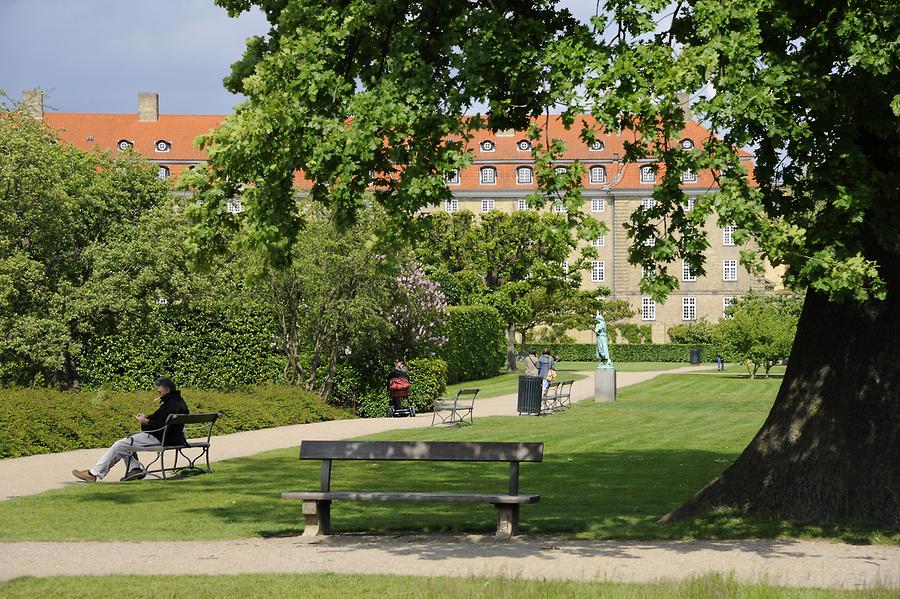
<box><xmin>28</xmin><ymin>91</ymin><xmax>777</xmax><ymax>341</ymax></box>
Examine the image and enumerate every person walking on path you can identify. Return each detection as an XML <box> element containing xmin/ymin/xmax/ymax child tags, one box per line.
<box><xmin>715</xmin><ymin>353</ymin><xmax>725</xmax><ymax>371</ymax></box>
<box><xmin>72</xmin><ymin>377</ymin><xmax>189</xmax><ymax>483</ymax></box>
<box><xmin>387</xmin><ymin>358</ymin><xmax>410</xmax><ymax>413</ymax></box>
<box><xmin>523</xmin><ymin>348</ymin><xmax>540</xmax><ymax>377</ymax></box>
<box><xmin>537</xmin><ymin>348</ymin><xmax>556</xmax><ymax>391</ymax></box>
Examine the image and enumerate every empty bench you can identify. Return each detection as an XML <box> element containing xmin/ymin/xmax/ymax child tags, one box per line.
<box><xmin>431</xmin><ymin>388</ymin><xmax>479</xmax><ymax>426</ymax></box>
<box><xmin>282</xmin><ymin>440</ymin><xmax>543</xmax><ymax>538</ymax></box>
<box><xmin>542</xmin><ymin>379</ymin><xmax>574</xmax><ymax>413</ymax></box>
<box><xmin>124</xmin><ymin>412</ymin><xmax>221</xmax><ymax>480</ymax></box>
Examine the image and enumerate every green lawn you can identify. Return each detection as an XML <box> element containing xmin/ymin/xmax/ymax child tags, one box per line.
<box><xmin>557</xmin><ymin>361</ymin><xmax>691</xmax><ymax>372</ymax></box>
<box><xmin>1</xmin><ymin>573</ymin><xmax>894</xmax><ymax>599</ymax></box>
<box><xmin>0</xmin><ymin>373</ymin><xmax>894</xmax><ymax>544</ymax></box>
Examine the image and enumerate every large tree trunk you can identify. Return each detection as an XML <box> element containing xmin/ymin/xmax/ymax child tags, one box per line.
<box><xmin>661</xmin><ymin>285</ymin><xmax>900</xmax><ymax>527</ymax></box>
<box><xmin>506</xmin><ymin>324</ymin><xmax>518</xmax><ymax>372</ymax></box>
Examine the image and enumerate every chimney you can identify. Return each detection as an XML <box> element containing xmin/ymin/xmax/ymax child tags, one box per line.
<box><xmin>22</xmin><ymin>89</ymin><xmax>44</xmax><ymax>120</ymax></box>
<box><xmin>138</xmin><ymin>92</ymin><xmax>159</xmax><ymax>122</ymax></box>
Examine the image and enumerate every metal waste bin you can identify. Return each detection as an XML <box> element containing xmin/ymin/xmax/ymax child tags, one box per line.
<box><xmin>517</xmin><ymin>376</ymin><xmax>543</xmax><ymax>415</ymax></box>
<box><xmin>689</xmin><ymin>348</ymin><xmax>702</xmax><ymax>365</ymax></box>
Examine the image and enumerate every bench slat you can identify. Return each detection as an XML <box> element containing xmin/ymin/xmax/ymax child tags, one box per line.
<box><xmin>299</xmin><ymin>440</ymin><xmax>543</xmax><ymax>462</ymax></box>
<box><xmin>282</xmin><ymin>491</ymin><xmax>540</xmax><ymax>504</ymax></box>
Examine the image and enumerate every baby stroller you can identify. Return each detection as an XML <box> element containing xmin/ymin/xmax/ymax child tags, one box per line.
<box><xmin>387</xmin><ymin>375</ymin><xmax>416</xmax><ymax>417</ymax></box>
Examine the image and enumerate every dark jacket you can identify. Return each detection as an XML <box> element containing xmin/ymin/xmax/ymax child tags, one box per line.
<box><xmin>142</xmin><ymin>391</ymin><xmax>190</xmax><ymax>445</ymax></box>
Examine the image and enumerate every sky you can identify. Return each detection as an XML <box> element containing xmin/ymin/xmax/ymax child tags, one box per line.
<box><xmin>1</xmin><ymin>0</ymin><xmax>601</xmax><ymax>116</ymax></box>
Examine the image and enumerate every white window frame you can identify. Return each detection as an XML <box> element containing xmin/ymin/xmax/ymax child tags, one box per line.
<box><xmin>158</xmin><ymin>165</ymin><xmax>170</xmax><ymax>180</ymax></box>
<box><xmin>682</xmin><ymin>261</ymin><xmax>697</xmax><ymax>282</ymax></box>
<box><xmin>516</xmin><ymin>166</ymin><xmax>533</xmax><ymax>184</ymax></box>
<box><xmin>562</xmin><ymin>260</ymin><xmax>569</xmax><ymax>275</ymax></box>
<box><xmin>589</xmin><ymin>165</ymin><xmax>606</xmax><ymax>183</ymax></box>
<box><xmin>723</xmin><ymin>259</ymin><xmax>738</xmax><ymax>281</ymax></box>
<box><xmin>643</xmin><ymin>235</ymin><xmax>656</xmax><ymax>247</ymax></box>
<box><xmin>227</xmin><ymin>198</ymin><xmax>242</xmax><ymax>213</ymax></box>
<box><xmin>641</xmin><ymin>297</ymin><xmax>656</xmax><ymax>321</ymax></box>
<box><xmin>481</xmin><ymin>199</ymin><xmax>495</xmax><ymax>213</ymax></box>
<box><xmin>723</xmin><ymin>296</ymin><xmax>736</xmax><ymax>318</ymax></box>
<box><xmin>480</xmin><ymin>167</ymin><xmax>497</xmax><ymax>185</ymax></box>
<box><xmin>553</xmin><ymin>200</ymin><xmax>567</xmax><ymax>213</ymax></box>
<box><xmin>591</xmin><ymin>197</ymin><xmax>606</xmax><ymax>212</ymax></box>
<box><xmin>591</xmin><ymin>236</ymin><xmax>606</xmax><ymax>248</ymax></box>
<box><xmin>590</xmin><ymin>140</ymin><xmax>605</xmax><ymax>151</ymax></box>
<box><xmin>554</xmin><ymin>166</ymin><xmax>568</xmax><ymax>176</ymax></box>
<box><xmin>517</xmin><ymin>198</ymin><xmax>527</xmax><ymax>211</ymax></box>
<box><xmin>445</xmin><ymin>169</ymin><xmax>460</xmax><ymax>185</ymax></box>
<box><xmin>640</xmin><ymin>165</ymin><xmax>656</xmax><ymax>183</ymax></box>
<box><xmin>682</xmin><ymin>296</ymin><xmax>697</xmax><ymax>321</ymax></box>
<box><xmin>591</xmin><ymin>260</ymin><xmax>605</xmax><ymax>282</ymax></box>
<box><xmin>154</xmin><ymin>140</ymin><xmax>171</xmax><ymax>153</ymax></box>
<box><xmin>480</xmin><ymin>140</ymin><xmax>496</xmax><ymax>152</ymax></box>
<box><xmin>685</xmin><ymin>197</ymin><xmax>695</xmax><ymax>212</ymax></box>
<box><xmin>445</xmin><ymin>199</ymin><xmax>459</xmax><ymax>213</ymax></box>
<box><xmin>642</xmin><ymin>197</ymin><xmax>655</xmax><ymax>211</ymax></box>
<box><xmin>723</xmin><ymin>225</ymin><xmax>736</xmax><ymax>246</ymax></box>
<box><xmin>516</xmin><ymin>140</ymin><xmax>531</xmax><ymax>151</ymax></box>
<box><xmin>682</xmin><ymin>170</ymin><xmax>697</xmax><ymax>183</ymax></box>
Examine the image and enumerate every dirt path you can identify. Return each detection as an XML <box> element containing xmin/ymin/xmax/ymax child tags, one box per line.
<box><xmin>1</xmin><ymin>366</ymin><xmax>701</xmax><ymax>501</ymax></box>
<box><xmin>2</xmin><ymin>535</ymin><xmax>898</xmax><ymax>588</ymax></box>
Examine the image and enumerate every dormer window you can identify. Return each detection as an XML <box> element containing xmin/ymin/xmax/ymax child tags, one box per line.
<box><xmin>117</xmin><ymin>139</ymin><xmax>133</xmax><ymax>151</ymax></box>
<box><xmin>680</xmin><ymin>138</ymin><xmax>694</xmax><ymax>150</ymax></box>
<box><xmin>516</xmin><ymin>140</ymin><xmax>531</xmax><ymax>151</ymax></box>
<box><xmin>589</xmin><ymin>165</ymin><xmax>606</xmax><ymax>184</ymax></box>
<box><xmin>480</xmin><ymin>140</ymin><xmax>496</xmax><ymax>152</ymax></box>
<box><xmin>480</xmin><ymin>166</ymin><xmax>497</xmax><ymax>185</ymax></box>
<box><xmin>157</xmin><ymin>165</ymin><xmax>170</xmax><ymax>180</ymax></box>
<box><xmin>154</xmin><ymin>140</ymin><xmax>172</xmax><ymax>153</ymax></box>
<box><xmin>554</xmin><ymin>166</ymin><xmax>567</xmax><ymax>176</ymax></box>
<box><xmin>590</xmin><ymin>140</ymin><xmax>605</xmax><ymax>151</ymax></box>
<box><xmin>682</xmin><ymin>170</ymin><xmax>697</xmax><ymax>183</ymax></box>
<box><xmin>640</xmin><ymin>165</ymin><xmax>656</xmax><ymax>183</ymax></box>
<box><xmin>445</xmin><ymin>169</ymin><xmax>461</xmax><ymax>185</ymax></box>
<box><xmin>516</xmin><ymin>166</ymin><xmax>533</xmax><ymax>184</ymax></box>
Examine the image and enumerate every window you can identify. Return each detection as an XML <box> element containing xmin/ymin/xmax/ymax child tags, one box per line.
<box><xmin>517</xmin><ymin>198</ymin><xmax>527</xmax><ymax>211</ymax></box>
<box><xmin>680</xmin><ymin>138</ymin><xmax>694</xmax><ymax>149</ymax></box>
<box><xmin>590</xmin><ymin>140</ymin><xmax>605</xmax><ymax>151</ymax></box>
<box><xmin>684</xmin><ymin>197</ymin><xmax>695</xmax><ymax>212</ymax></box>
<box><xmin>682</xmin><ymin>261</ymin><xmax>697</xmax><ymax>282</ymax></box>
<box><xmin>154</xmin><ymin>140</ymin><xmax>171</xmax><ymax>153</ymax></box>
<box><xmin>643</xmin><ymin>235</ymin><xmax>656</xmax><ymax>247</ymax></box>
<box><xmin>589</xmin><ymin>165</ymin><xmax>607</xmax><ymax>184</ymax></box>
<box><xmin>517</xmin><ymin>140</ymin><xmax>531</xmax><ymax>151</ymax></box>
<box><xmin>682</xmin><ymin>296</ymin><xmax>697</xmax><ymax>321</ymax></box>
<box><xmin>642</xmin><ymin>197</ymin><xmax>655</xmax><ymax>211</ymax></box>
<box><xmin>480</xmin><ymin>167</ymin><xmax>497</xmax><ymax>185</ymax></box>
<box><xmin>591</xmin><ymin>235</ymin><xmax>606</xmax><ymax>248</ymax></box>
<box><xmin>723</xmin><ymin>296</ymin><xmax>736</xmax><ymax>317</ymax></box>
<box><xmin>723</xmin><ymin>225</ymin><xmax>736</xmax><ymax>246</ymax></box>
<box><xmin>553</xmin><ymin>200</ymin><xmax>567</xmax><ymax>213</ymax></box>
<box><xmin>591</xmin><ymin>260</ymin><xmax>605</xmax><ymax>282</ymax></box>
<box><xmin>226</xmin><ymin>199</ymin><xmax>242</xmax><ymax>213</ymax></box>
<box><xmin>445</xmin><ymin>199</ymin><xmax>459</xmax><ymax>213</ymax></box>
<box><xmin>682</xmin><ymin>170</ymin><xmax>697</xmax><ymax>183</ymax></box>
<box><xmin>516</xmin><ymin>166</ymin><xmax>533</xmax><ymax>184</ymax></box>
<box><xmin>562</xmin><ymin>261</ymin><xmax>569</xmax><ymax>275</ymax></box>
<box><xmin>157</xmin><ymin>165</ymin><xmax>169</xmax><ymax>180</ymax></box>
<box><xmin>116</xmin><ymin>139</ymin><xmax>133</xmax><ymax>151</ymax></box>
<box><xmin>554</xmin><ymin>166</ymin><xmax>567</xmax><ymax>176</ymax></box>
<box><xmin>481</xmin><ymin>199</ymin><xmax>495</xmax><ymax>213</ymax></box>
<box><xmin>445</xmin><ymin>169</ymin><xmax>460</xmax><ymax>185</ymax></box>
<box><xmin>641</xmin><ymin>297</ymin><xmax>656</xmax><ymax>321</ymax></box>
<box><xmin>640</xmin><ymin>165</ymin><xmax>656</xmax><ymax>183</ymax></box>
<box><xmin>723</xmin><ymin>259</ymin><xmax>738</xmax><ymax>281</ymax></box>
<box><xmin>480</xmin><ymin>140</ymin><xmax>495</xmax><ymax>152</ymax></box>
<box><xmin>591</xmin><ymin>198</ymin><xmax>606</xmax><ymax>212</ymax></box>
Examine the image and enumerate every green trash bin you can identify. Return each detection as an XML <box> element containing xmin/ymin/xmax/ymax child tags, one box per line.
<box><xmin>517</xmin><ymin>376</ymin><xmax>543</xmax><ymax>415</ymax></box>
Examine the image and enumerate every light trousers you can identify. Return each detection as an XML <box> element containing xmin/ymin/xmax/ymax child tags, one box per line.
<box><xmin>89</xmin><ymin>432</ymin><xmax>158</xmax><ymax>479</ymax></box>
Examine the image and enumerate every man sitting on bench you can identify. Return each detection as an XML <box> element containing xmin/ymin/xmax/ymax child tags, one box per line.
<box><xmin>72</xmin><ymin>377</ymin><xmax>189</xmax><ymax>483</ymax></box>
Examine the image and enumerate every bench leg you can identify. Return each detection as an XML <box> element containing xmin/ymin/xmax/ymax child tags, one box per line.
<box><xmin>301</xmin><ymin>500</ymin><xmax>331</xmax><ymax>537</ymax></box>
<box><xmin>494</xmin><ymin>504</ymin><xmax>519</xmax><ymax>539</ymax></box>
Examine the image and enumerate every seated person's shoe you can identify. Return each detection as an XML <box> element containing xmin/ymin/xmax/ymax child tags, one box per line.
<box><xmin>121</xmin><ymin>468</ymin><xmax>146</xmax><ymax>482</ymax></box>
<box><xmin>72</xmin><ymin>469</ymin><xmax>97</xmax><ymax>483</ymax></box>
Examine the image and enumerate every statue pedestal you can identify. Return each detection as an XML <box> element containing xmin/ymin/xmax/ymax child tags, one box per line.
<box><xmin>594</xmin><ymin>368</ymin><xmax>616</xmax><ymax>403</ymax></box>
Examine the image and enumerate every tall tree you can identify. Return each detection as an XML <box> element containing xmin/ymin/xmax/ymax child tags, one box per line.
<box><xmin>204</xmin><ymin>0</ymin><xmax>899</xmax><ymax>526</ymax></box>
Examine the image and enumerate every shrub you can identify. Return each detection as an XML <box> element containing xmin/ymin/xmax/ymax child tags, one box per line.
<box><xmin>0</xmin><ymin>385</ymin><xmax>350</xmax><ymax>459</ymax></box>
<box><xmin>610</xmin><ymin>324</ymin><xmax>653</xmax><ymax>344</ymax></box>
<box><xmin>540</xmin><ymin>343</ymin><xmax>719</xmax><ymax>362</ymax></box>
<box><xmin>443</xmin><ymin>305</ymin><xmax>505</xmax><ymax>383</ymax></box>
<box><xmin>351</xmin><ymin>358</ymin><xmax>448</xmax><ymax>418</ymax></box>
<box><xmin>667</xmin><ymin>319</ymin><xmax>717</xmax><ymax>344</ymax></box>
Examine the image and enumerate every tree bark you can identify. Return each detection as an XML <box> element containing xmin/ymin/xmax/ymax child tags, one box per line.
<box><xmin>661</xmin><ymin>284</ymin><xmax>900</xmax><ymax>527</ymax></box>
<box><xmin>506</xmin><ymin>323</ymin><xmax>518</xmax><ymax>372</ymax></box>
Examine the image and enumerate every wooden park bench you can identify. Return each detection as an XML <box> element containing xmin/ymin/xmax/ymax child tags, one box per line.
<box><xmin>124</xmin><ymin>412</ymin><xmax>221</xmax><ymax>480</ymax></box>
<box><xmin>282</xmin><ymin>440</ymin><xmax>543</xmax><ymax>539</ymax></box>
<box><xmin>542</xmin><ymin>379</ymin><xmax>574</xmax><ymax>413</ymax></box>
<box><xmin>431</xmin><ymin>388</ymin><xmax>479</xmax><ymax>426</ymax></box>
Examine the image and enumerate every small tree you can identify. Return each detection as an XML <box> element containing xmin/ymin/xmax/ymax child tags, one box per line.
<box><xmin>716</xmin><ymin>294</ymin><xmax>803</xmax><ymax>378</ymax></box>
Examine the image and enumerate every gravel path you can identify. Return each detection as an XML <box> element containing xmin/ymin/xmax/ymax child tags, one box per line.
<box><xmin>4</xmin><ymin>366</ymin><xmax>897</xmax><ymax>589</ymax></box>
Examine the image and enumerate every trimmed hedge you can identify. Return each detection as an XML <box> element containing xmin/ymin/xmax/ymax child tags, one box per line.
<box><xmin>540</xmin><ymin>343</ymin><xmax>719</xmax><ymax>363</ymax></box>
<box><xmin>0</xmin><ymin>385</ymin><xmax>350</xmax><ymax>459</ymax></box>
<box><xmin>443</xmin><ymin>305</ymin><xmax>506</xmax><ymax>384</ymax></box>
<box><xmin>355</xmin><ymin>358</ymin><xmax>448</xmax><ymax>419</ymax></box>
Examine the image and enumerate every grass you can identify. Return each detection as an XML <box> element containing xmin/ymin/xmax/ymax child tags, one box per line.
<box><xmin>1</xmin><ymin>573</ymin><xmax>895</xmax><ymax>599</ymax></box>
<box><xmin>557</xmin><ymin>361</ymin><xmax>691</xmax><ymax>372</ymax></box>
<box><xmin>0</xmin><ymin>372</ymin><xmax>895</xmax><ymax>545</ymax></box>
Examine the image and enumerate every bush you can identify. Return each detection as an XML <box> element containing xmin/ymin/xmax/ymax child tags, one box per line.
<box><xmin>667</xmin><ymin>319</ymin><xmax>717</xmax><ymax>344</ymax></box>
<box><xmin>610</xmin><ymin>324</ymin><xmax>653</xmax><ymax>344</ymax></box>
<box><xmin>352</xmin><ymin>358</ymin><xmax>448</xmax><ymax>418</ymax></box>
<box><xmin>0</xmin><ymin>385</ymin><xmax>350</xmax><ymax>459</ymax></box>
<box><xmin>443</xmin><ymin>305</ymin><xmax>506</xmax><ymax>384</ymax></box>
<box><xmin>540</xmin><ymin>343</ymin><xmax>719</xmax><ymax>362</ymax></box>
